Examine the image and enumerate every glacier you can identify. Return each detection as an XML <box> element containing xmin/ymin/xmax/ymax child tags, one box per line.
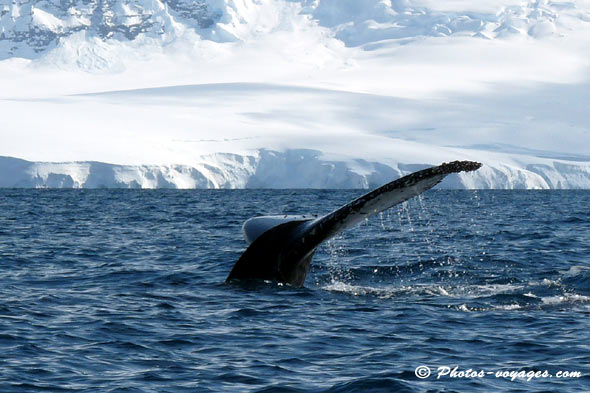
<box><xmin>1</xmin><ymin>0</ymin><xmax>590</xmax><ymax>188</ymax></box>
<box><xmin>2</xmin><ymin>149</ymin><xmax>590</xmax><ymax>189</ymax></box>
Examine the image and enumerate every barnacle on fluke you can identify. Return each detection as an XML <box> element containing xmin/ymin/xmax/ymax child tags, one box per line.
<box><xmin>439</xmin><ymin>161</ymin><xmax>483</xmax><ymax>173</ymax></box>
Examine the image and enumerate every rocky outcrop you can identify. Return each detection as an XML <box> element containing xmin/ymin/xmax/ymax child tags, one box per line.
<box><xmin>0</xmin><ymin>0</ymin><xmax>220</xmax><ymax>59</ymax></box>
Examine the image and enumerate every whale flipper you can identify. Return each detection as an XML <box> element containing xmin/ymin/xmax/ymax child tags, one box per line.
<box><xmin>226</xmin><ymin>160</ymin><xmax>482</xmax><ymax>287</ymax></box>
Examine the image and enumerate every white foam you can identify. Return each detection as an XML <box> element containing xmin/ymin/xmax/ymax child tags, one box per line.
<box><xmin>447</xmin><ymin>284</ymin><xmax>525</xmax><ymax>298</ymax></box>
<box><xmin>321</xmin><ymin>281</ymin><xmax>527</xmax><ymax>300</ymax></box>
<box><xmin>561</xmin><ymin>265</ymin><xmax>590</xmax><ymax>278</ymax></box>
<box><xmin>495</xmin><ymin>304</ymin><xmax>522</xmax><ymax>311</ymax></box>
<box><xmin>541</xmin><ymin>294</ymin><xmax>590</xmax><ymax>305</ymax></box>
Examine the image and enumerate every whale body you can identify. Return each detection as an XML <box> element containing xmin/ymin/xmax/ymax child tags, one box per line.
<box><xmin>226</xmin><ymin>160</ymin><xmax>482</xmax><ymax>287</ymax></box>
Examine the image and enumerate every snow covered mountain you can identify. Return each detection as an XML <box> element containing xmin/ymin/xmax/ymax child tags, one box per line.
<box><xmin>2</xmin><ymin>0</ymin><xmax>583</xmax><ymax>59</ymax></box>
<box><xmin>1</xmin><ymin>0</ymin><xmax>590</xmax><ymax>188</ymax></box>
<box><xmin>0</xmin><ymin>0</ymin><xmax>215</xmax><ymax>59</ymax></box>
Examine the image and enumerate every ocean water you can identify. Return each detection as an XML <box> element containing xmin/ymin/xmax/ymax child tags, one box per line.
<box><xmin>0</xmin><ymin>189</ymin><xmax>588</xmax><ymax>393</ymax></box>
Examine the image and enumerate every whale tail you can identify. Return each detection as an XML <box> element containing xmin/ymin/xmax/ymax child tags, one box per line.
<box><xmin>226</xmin><ymin>160</ymin><xmax>482</xmax><ymax>287</ymax></box>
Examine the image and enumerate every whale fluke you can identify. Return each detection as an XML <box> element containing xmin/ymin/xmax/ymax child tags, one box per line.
<box><xmin>226</xmin><ymin>160</ymin><xmax>482</xmax><ymax>287</ymax></box>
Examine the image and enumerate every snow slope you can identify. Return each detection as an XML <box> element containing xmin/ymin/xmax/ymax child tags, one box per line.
<box><xmin>1</xmin><ymin>0</ymin><xmax>589</xmax><ymax>188</ymax></box>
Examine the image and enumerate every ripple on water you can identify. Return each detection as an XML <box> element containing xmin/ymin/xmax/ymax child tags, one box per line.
<box><xmin>0</xmin><ymin>190</ymin><xmax>588</xmax><ymax>392</ymax></box>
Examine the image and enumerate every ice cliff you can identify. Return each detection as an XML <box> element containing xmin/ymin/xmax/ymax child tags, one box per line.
<box><xmin>2</xmin><ymin>150</ymin><xmax>589</xmax><ymax>189</ymax></box>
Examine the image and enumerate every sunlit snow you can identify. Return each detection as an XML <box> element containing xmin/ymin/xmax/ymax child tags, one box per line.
<box><xmin>1</xmin><ymin>0</ymin><xmax>589</xmax><ymax>188</ymax></box>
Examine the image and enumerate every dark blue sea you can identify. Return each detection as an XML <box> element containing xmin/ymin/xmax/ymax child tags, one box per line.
<box><xmin>0</xmin><ymin>189</ymin><xmax>588</xmax><ymax>393</ymax></box>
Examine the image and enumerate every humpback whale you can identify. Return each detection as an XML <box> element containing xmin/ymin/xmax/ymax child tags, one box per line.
<box><xmin>226</xmin><ymin>161</ymin><xmax>482</xmax><ymax>287</ymax></box>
